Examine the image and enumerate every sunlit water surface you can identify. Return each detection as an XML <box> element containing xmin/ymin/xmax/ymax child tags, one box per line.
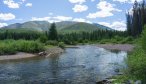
<box><xmin>0</xmin><ymin>45</ymin><xmax>127</xmax><ymax>84</ymax></box>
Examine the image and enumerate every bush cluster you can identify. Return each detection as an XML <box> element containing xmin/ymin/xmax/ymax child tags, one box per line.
<box><xmin>0</xmin><ymin>40</ymin><xmax>44</xmax><ymax>55</ymax></box>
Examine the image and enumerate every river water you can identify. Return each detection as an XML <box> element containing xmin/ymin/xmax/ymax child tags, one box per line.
<box><xmin>0</xmin><ymin>45</ymin><xmax>127</xmax><ymax>84</ymax></box>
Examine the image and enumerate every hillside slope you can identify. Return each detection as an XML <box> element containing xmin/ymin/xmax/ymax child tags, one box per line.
<box><xmin>2</xmin><ymin>21</ymin><xmax>113</xmax><ymax>32</ymax></box>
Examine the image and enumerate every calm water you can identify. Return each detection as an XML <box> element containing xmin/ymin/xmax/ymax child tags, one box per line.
<box><xmin>0</xmin><ymin>45</ymin><xmax>127</xmax><ymax>84</ymax></box>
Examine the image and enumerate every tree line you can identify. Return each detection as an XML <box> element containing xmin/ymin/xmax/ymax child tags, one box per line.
<box><xmin>0</xmin><ymin>23</ymin><xmax>127</xmax><ymax>44</ymax></box>
<box><xmin>126</xmin><ymin>0</ymin><xmax>146</xmax><ymax>37</ymax></box>
<box><xmin>57</xmin><ymin>30</ymin><xmax>127</xmax><ymax>44</ymax></box>
<box><xmin>0</xmin><ymin>29</ymin><xmax>42</xmax><ymax>40</ymax></box>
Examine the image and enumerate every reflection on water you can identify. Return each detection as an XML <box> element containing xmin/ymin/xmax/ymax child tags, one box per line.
<box><xmin>0</xmin><ymin>45</ymin><xmax>127</xmax><ymax>84</ymax></box>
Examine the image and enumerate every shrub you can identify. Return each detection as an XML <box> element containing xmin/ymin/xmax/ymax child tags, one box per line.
<box><xmin>39</xmin><ymin>35</ymin><xmax>48</xmax><ymax>43</ymax></box>
<box><xmin>126</xmin><ymin>48</ymin><xmax>146</xmax><ymax>82</ymax></box>
<box><xmin>58</xmin><ymin>42</ymin><xmax>65</xmax><ymax>49</ymax></box>
<box><xmin>17</xmin><ymin>40</ymin><xmax>44</xmax><ymax>53</ymax></box>
<box><xmin>114</xmin><ymin>35</ymin><xmax>123</xmax><ymax>41</ymax></box>
<box><xmin>45</xmin><ymin>40</ymin><xmax>58</xmax><ymax>46</ymax></box>
<box><xmin>0</xmin><ymin>42</ymin><xmax>17</xmax><ymax>55</ymax></box>
<box><xmin>64</xmin><ymin>40</ymin><xmax>71</xmax><ymax>45</ymax></box>
<box><xmin>141</xmin><ymin>25</ymin><xmax>146</xmax><ymax>51</ymax></box>
<box><xmin>0</xmin><ymin>40</ymin><xmax>45</xmax><ymax>55</ymax></box>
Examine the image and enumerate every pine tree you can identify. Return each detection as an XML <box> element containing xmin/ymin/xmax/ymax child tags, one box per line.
<box><xmin>126</xmin><ymin>0</ymin><xmax>146</xmax><ymax>37</ymax></box>
<box><xmin>48</xmin><ymin>23</ymin><xmax>58</xmax><ymax>40</ymax></box>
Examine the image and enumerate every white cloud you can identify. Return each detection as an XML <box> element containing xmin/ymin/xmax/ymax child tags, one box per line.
<box><xmin>0</xmin><ymin>13</ymin><xmax>15</xmax><ymax>21</ymax></box>
<box><xmin>91</xmin><ymin>0</ymin><xmax>95</xmax><ymax>2</ymax></box>
<box><xmin>113</xmin><ymin>0</ymin><xmax>142</xmax><ymax>3</ymax></box>
<box><xmin>98</xmin><ymin>22</ymin><xmax>111</xmax><ymax>27</ymax></box>
<box><xmin>25</xmin><ymin>3</ymin><xmax>32</xmax><ymax>7</ymax></box>
<box><xmin>73</xmin><ymin>18</ymin><xmax>92</xmax><ymax>23</ymax></box>
<box><xmin>111</xmin><ymin>21</ymin><xmax>126</xmax><ymax>31</ymax></box>
<box><xmin>113</xmin><ymin>0</ymin><xmax>129</xmax><ymax>3</ymax></box>
<box><xmin>53</xmin><ymin>16</ymin><xmax>73</xmax><ymax>21</ymax></box>
<box><xmin>69</xmin><ymin>0</ymin><xmax>86</xmax><ymax>4</ymax></box>
<box><xmin>87</xmin><ymin>1</ymin><xmax>122</xmax><ymax>18</ymax></box>
<box><xmin>31</xmin><ymin>16</ymin><xmax>92</xmax><ymax>23</ymax></box>
<box><xmin>98</xmin><ymin>21</ymin><xmax>126</xmax><ymax>31</ymax></box>
<box><xmin>87</xmin><ymin>11</ymin><xmax>114</xmax><ymax>18</ymax></box>
<box><xmin>3</xmin><ymin>0</ymin><xmax>19</xmax><ymax>8</ymax></box>
<box><xmin>3</xmin><ymin>0</ymin><xmax>29</xmax><ymax>8</ymax></box>
<box><xmin>31</xmin><ymin>17</ymin><xmax>51</xmax><ymax>21</ymax></box>
<box><xmin>31</xmin><ymin>16</ymin><xmax>72</xmax><ymax>23</ymax></box>
<box><xmin>0</xmin><ymin>23</ymin><xmax>8</xmax><ymax>28</ymax></box>
<box><xmin>73</xmin><ymin>4</ymin><xmax>88</xmax><ymax>12</ymax></box>
<box><xmin>22</xmin><ymin>0</ymin><xmax>26</xmax><ymax>2</ymax></box>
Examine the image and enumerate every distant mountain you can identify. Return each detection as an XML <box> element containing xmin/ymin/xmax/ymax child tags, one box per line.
<box><xmin>3</xmin><ymin>21</ymin><xmax>50</xmax><ymax>31</ymax></box>
<box><xmin>60</xmin><ymin>22</ymin><xmax>101</xmax><ymax>33</ymax></box>
<box><xmin>93</xmin><ymin>23</ymin><xmax>113</xmax><ymax>30</ymax></box>
<box><xmin>2</xmin><ymin>21</ymin><xmax>113</xmax><ymax>32</ymax></box>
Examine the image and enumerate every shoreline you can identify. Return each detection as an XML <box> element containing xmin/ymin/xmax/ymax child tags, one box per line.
<box><xmin>0</xmin><ymin>52</ymin><xmax>37</xmax><ymax>61</ymax></box>
<box><xmin>0</xmin><ymin>44</ymin><xmax>134</xmax><ymax>61</ymax></box>
<box><xmin>96</xmin><ymin>44</ymin><xmax>134</xmax><ymax>52</ymax></box>
<box><xmin>0</xmin><ymin>47</ymin><xmax>64</xmax><ymax>61</ymax></box>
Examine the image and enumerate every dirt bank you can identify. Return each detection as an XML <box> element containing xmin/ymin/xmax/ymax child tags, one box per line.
<box><xmin>96</xmin><ymin>44</ymin><xmax>134</xmax><ymax>52</ymax></box>
<box><xmin>0</xmin><ymin>47</ymin><xmax>64</xmax><ymax>61</ymax></box>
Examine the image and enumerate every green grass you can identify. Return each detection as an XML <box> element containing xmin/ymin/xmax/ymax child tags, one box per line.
<box><xmin>114</xmin><ymin>47</ymin><xmax>146</xmax><ymax>83</ymax></box>
<box><xmin>0</xmin><ymin>40</ymin><xmax>45</xmax><ymax>55</ymax></box>
<box><xmin>115</xmin><ymin>26</ymin><xmax>146</xmax><ymax>83</ymax></box>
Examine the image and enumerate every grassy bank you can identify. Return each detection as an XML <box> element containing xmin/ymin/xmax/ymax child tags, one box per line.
<box><xmin>115</xmin><ymin>26</ymin><xmax>146</xmax><ymax>83</ymax></box>
<box><xmin>114</xmin><ymin>47</ymin><xmax>146</xmax><ymax>83</ymax></box>
<box><xmin>0</xmin><ymin>40</ymin><xmax>45</xmax><ymax>55</ymax></box>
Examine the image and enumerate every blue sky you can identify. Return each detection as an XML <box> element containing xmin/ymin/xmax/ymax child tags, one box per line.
<box><xmin>0</xmin><ymin>0</ymin><xmax>143</xmax><ymax>30</ymax></box>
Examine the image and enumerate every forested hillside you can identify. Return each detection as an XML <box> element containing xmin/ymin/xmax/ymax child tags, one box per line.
<box><xmin>2</xmin><ymin>21</ymin><xmax>112</xmax><ymax>32</ymax></box>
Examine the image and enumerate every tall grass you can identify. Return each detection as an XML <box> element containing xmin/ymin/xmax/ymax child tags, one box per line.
<box><xmin>116</xmin><ymin>25</ymin><xmax>146</xmax><ymax>83</ymax></box>
<box><xmin>0</xmin><ymin>40</ymin><xmax>45</xmax><ymax>55</ymax></box>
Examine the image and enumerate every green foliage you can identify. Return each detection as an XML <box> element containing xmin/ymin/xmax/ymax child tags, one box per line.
<box><xmin>0</xmin><ymin>23</ymin><xmax>128</xmax><ymax>45</ymax></box>
<box><xmin>124</xmin><ymin>47</ymin><xmax>146</xmax><ymax>82</ymax></box>
<box><xmin>98</xmin><ymin>36</ymin><xmax>133</xmax><ymax>44</ymax></box>
<box><xmin>58</xmin><ymin>42</ymin><xmax>65</xmax><ymax>49</ymax></box>
<box><xmin>127</xmin><ymin>0</ymin><xmax>146</xmax><ymax>37</ymax></box>
<box><xmin>115</xmin><ymin>39</ymin><xmax>146</xmax><ymax>83</ymax></box>
<box><xmin>49</xmin><ymin>23</ymin><xmax>58</xmax><ymax>40</ymax></box>
<box><xmin>0</xmin><ymin>42</ymin><xmax>17</xmax><ymax>55</ymax></box>
<box><xmin>119</xmin><ymin>36</ymin><xmax>134</xmax><ymax>44</ymax></box>
<box><xmin>59</xmin><ymin>30</ymin><xmax>127</xmax><ymax>44</ymax></box>
<box><xmin>0</xmin><ymin>40</ymin><xmax>44</xmax><ymax>55</ymax></box>
<box><xmin>39</xmin><ymin>35</ymin><xmax>48</xmax><ymax>43</ymax></box>
<box><xmin>116</xmin><ymin>26</ymin><xmax>146</xmax><ymax>83</ymax></box>
<box><xmin>141</xmin><ymin>25</ymin><xmax>146</xmax><ymax>51</ymax></box>
<box><xmin>16</xmin><ymin>40</ymin><xmax>44</xmax><ymax>53</ymax></box>
<box><xmin>45</xmin><ymin>40</ymin><xmax>58</xmax><ymax>46</ymax></box>
<box><xmin>0</xmin><ymin>29</ymin><xmax>42</xmax><ymax>40</ymax></box>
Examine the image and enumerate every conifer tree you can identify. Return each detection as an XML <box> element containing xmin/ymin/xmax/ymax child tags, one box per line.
<box><xmin>48</xmin><ymin>23</ymin><xmax>58</xmax><ymax>40</ymax></box>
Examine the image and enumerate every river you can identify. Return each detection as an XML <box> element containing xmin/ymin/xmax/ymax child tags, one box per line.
<box><xmin>0</xmin><ymin>45</ymin><xmax>127</xmax><ymax>84</ymax></box>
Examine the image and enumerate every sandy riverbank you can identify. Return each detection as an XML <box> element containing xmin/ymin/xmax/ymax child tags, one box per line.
<box><xmin>0</xmin><ymin>47</ymin><xmax>64</xmax><ymax>61</ymax></box>
<box><xmin>96</xmin><ymin>44</ymin><xmax>134</xmax><ymax>52</ymax></box>
<box><xmin>0</xmin><ymin>52</ymin><xmax>37</xmax><ymax>61</ymax></box>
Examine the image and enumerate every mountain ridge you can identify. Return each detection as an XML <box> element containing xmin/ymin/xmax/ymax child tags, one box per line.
<box><xmin>2</xmin><ymin>21</ymin><xmax>113</xmax><ymax>32</ymax></box>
